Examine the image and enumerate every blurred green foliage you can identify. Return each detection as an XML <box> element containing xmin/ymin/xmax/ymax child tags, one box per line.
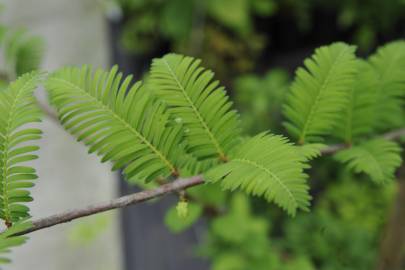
<box><xmin>68</xmin><ymin>213</ymin><xmax>113</xmax><ymax>246</ymax></box>
<box><xmin>197</xmin><ymin>170</ymin><xmax>395</xmax><ymax>269</ymax></box>
<box><xmin>199</xmin><ymin>194</ymin><xmax>316</xmax><ymax>270</ymax></box>
<box><xmin>114</xmin><ymin>0</ymin><xmax>268</xmax><ymax>79</ymax></box>
<box><xmin>234</xmin><ymin>69</ymin><xmax>289</xmax><ymax>134</ymax></box>
<box><xmin>0</xmin><ymin>221</ymin><xmax>31</xmax><ymax>266</ymax></box>
<box><xmin>281</xmin><ymin>174</ymin><xmax>395</xmax><ymax>270</ymax></box>
<box><xmin>107</xmin><ymin>1</ymin><xmax>404</xmax><ymax>267</ymax></box>
<box><xmin>0</xmin><ymin>24</ymin><xmax>44</xmax><ymax>85</ymax></box>
<box><xmin>0</xmin><ymin>19</ymin><xmax>44</xmax><ymax>266</ymax></box>
<box><xmin>112</xmin><ymin>0</ymin><xmax>405</xmax><ymax>81</ymax></box>
<box><xmin>159</xmin><ymin>43</ymin><xmax>402</xmax><ymax>268</ymax></box>
<box><xmin>199</xmin><ymin>194</ymin><xmax>281</xmax><ymax>270</ymax></box>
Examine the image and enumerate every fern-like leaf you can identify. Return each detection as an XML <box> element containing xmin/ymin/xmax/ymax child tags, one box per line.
<box><xmin>335</xmin><ymin>139</ymin><xmax>402</xmax><ymax>184</ymax></box>
<box><xmin>0</xmin><ymin>72</ymin><xmax>42</xmax><ymax>224</ymax></box>
<box><xmin>0</xmin><ymin>221</ymin><xmax>31</xmax><ymax>265</ymax></box>
<box><xmin>368</xmin><ymin>41</ymin><xmax>405</xmax><ymax>131</ymax></box>
<box><xmin>296</xmin><ymin>143</ymin><xmax>325</xmax><ymax>161</ymax></box>
<box><xmin>335</xmin><ymin>60</ymin><xmax>378</xmax><ymax>143</ymax></box>
<box><xmin>149</xmin><ymin>54</ymin><xmax>241</xmax><ymax>161</ymax></box>
<box><xmin>283</xmin><ymin>42</ymin><xmax>357</xmax><ymax>144</ymax></box>
<box><xmin>205</xmin><ymin>133</ymin><xmax>310</xmax><ymax>216</ymax></box>
<box><xmin>46</xmin><ymin>66</ymin><xmax>186</xmax><ymax>183</ymax></box>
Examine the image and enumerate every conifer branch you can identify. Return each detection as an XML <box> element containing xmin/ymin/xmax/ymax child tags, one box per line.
<box><xmin>2</xmin><ymin>127</ymin><xmax>404</xmax><ymax>236</ymax></box>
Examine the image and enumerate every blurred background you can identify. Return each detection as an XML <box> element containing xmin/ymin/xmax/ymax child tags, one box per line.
<box><xmin>1</xmin><ymin>0</ymin><xmax>404</xmax><ymax>269</ymax></box>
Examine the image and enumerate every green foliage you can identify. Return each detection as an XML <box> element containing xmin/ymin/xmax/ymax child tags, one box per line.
<box><xmin>234</xmin><ymin>69</ymin><xmax>289</xmax><ymax>134</ymax></box>
<box><xmin>332</xmin><ymin>0</ymin><xmax>405</xmax><ymax>51</ymax></box>
<box><xmin>282</xmin><ymin>175</ymin><xmax>395</xmax><ymax>270</ymax></box>
<box><xmin>318</xmin><ymin>174</ymin><xmax>395</xmax><ymax>234</ymax></box>
<box><xmin>44</xmin><ymin>55</ymin><xmax>313</xmax><ymax>216</ymax></box>
<box><xmin>187</xmin><ymin>183</ymin><xmax>226</xmax><ymax>207</ymax></box>
<box><xmin>206</xmin><ymin>0</ymin><xmax>252</xmax><ymax>36</ymax></box>
<box><xmin>0</xmin><ymin>28</ymin><xmax>44</xmax><ymax>79</ymax></box>
<box><xmin>206</xmin><ymin>133</ymin><xmax>310</xmax><ymax>216</ymax></box>
<box><xmin>45</xmin><ymin>66</ymin><xmax>185</xmax><ymax>183</ymax></box>
<box><xmin>197</xmin><ymin>40</ymin><xmax>404</xmax><ymax>269</ymax></box>
<box><xmin>201</xmin><ymin>194</ymin><xmax>315</xmax><ymax>270</ymax></box>
<box><xmin>283</xmin><ymin>42</ymin><xmax>357</xmax><ymax>144</ymax></box>
<box><xmin>367</xmin><ymin>41</ymin><xmax>405</xmax><ymax>131</ymax></box>
<box><xmin>164</xmin><ymin>183</ymin><xmax>225</xmax><ymax>233</ymax></box>
<box><xmin>335</xmin><ymin>139</ymin><xmax>402</xmax><ymax>184</ymax></box>
<box><xmin>335</xmin><ymin>60</ymin><xmax>378</xmax><ymax>143</ymax></box>
<box><xmin>68</xmin><ymin>213</ymin><xmax>112</xmax><ymax>246</ymax></box>
<box><xmin>200</xmin><ymin>194</ymin><xmax>278</xmax><ymax>270</ymax></box>
<box><xmin>160</xmin><ymin>0</ymin><xmax>193</xmax><ymax>41</ymax></box>
<box><xmin>0</xmin><ymin>37</ymin><xmax>403</xmax><ymax>268</ymax></box>
<box><xmin>0</xmin><ymin>72</ymin><xmax>42</xmax><ymax>224</ymax></box>
<box><xmin>0</xmin><ymin>221</ymin><xmax>32</xmax><ymax>266</ymax></box>
<box><xmin>115</xmin><ymin>0</ymin><xmax>269</xmax><ymax>81</ymax></box>
<box><xmin>149</xmin><ymin>54</ymin><xmax>241</xmax><ymax>161</ymax></box>
<box><xmin>296</xmin><ymin>143</ymin><xmax>325</xmax><ymax>161</ymax></box>
<box><xmin>117</xmin><ymin>0</ymin><xmax>195</xmax><ymax>54</ymax></box>
<box><xmin>285</xmin><ymin>211</ymin><xmax>377</xmax><ymax>270</ymax></box>
<box><xmin>116</xmin><ymin>0</ymin><xmax>275</xmax><ymax>50</ymax></box>
<box><xmin>114</xmin><ymin>0</ymin><xmax>405</xmax><ymax>89</ymax></box>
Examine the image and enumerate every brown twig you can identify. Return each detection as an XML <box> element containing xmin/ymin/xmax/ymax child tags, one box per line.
<box><xmin>383</xmin><ymin>128</ymin><xmax>405</xmax><ymax>141</ymax></box>
<box><xmin>10</xmin><ymin>176</ymin><xmax>204</xmax><ymax>236</ymax></box>
<box><xmin>3</xmin><ymin>128</ymin><xmax>405</xmax><ymax>236</ymax></box>
<box><xmin>320</xmin><ymin>143</ymin><xmax>346</xmax><ymax>155</ymax></box>
<box><xmin>319</xmin><ymin>127</ymin><xmax>405</xmax><ymax>155</ymax></box>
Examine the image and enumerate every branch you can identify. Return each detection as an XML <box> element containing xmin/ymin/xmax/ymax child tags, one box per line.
<box><xmin>12</xmin><ymin>176</ymin><xmax>204</xmax><ymax>236</ymax></box>
<box><xmin>320</xmin><ymin>127</ymin><xmax>405</xmax><ymax>155</ymax></box>
<box><xmin>36</xmin><ymin>99</ymin><xmax>59</xmax><ymax>123</ymax></box>
<box><xmin>383</xmin><ymin>128</ymin><xmax>405</xmax><ymax>141</ymax></box>
<box><xmin>3</xmin><ymin>128</ymin><xmax>405</xmax><ymax>236</ymax></box>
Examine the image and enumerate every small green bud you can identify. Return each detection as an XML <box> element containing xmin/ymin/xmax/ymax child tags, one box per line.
<box><xmin>176</xmin><ymin>201</ymin><xmax>188</xmax><ymax>219</ymax></box>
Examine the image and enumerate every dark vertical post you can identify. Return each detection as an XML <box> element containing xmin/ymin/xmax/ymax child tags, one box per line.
<box><xmin>107</xmin><ymin>17</ymin><xmax>208</xmax><ymax>270</ymax></box>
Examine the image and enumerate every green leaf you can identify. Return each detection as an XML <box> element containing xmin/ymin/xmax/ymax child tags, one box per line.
<box><xmin>205</xmin><ymin>133</ymin><xmax>310</xmax><ymax>216</ymax></box>
<box><xmin>335</xmin><ymin>139</ymin><xmax>402</xmax><ymax>184</ymax></box>
<box><xmin>2</xmin><ymin>28</ymin><xmax>44</xmax><ymax>77</ymax></box>
<box><xmin>251</xmin><ymin>0</ymin><xmax>277</xmax><ymax>16</ymax></box>
<box><xmin>68</xmin><ymin>213</ymin><xmax>111</xmax><ymax>246</ymax></box>
<box><xmin>0</xmin><ymin>72</ymin><xmax>42</xmax><ymax>224</ymax></box>
<box><xmin>45</xmin><ymin>66</ymin><xmax>186</xmax><ymax>183</ymax></box>
<box><xmin>296</xmin><ymin>143</ymin><xmax>326</xmax><ymax>161</ymax></box>
<box><xmin>160</xmin><ymin>0</ymin><xmax>193</xmax><ymax>41</ymax></box>
<box><xmin>368</xmin><ymin>41</ymin><xmax>405</xmax><ymax>131</ymax></box>
<box><xmin>335</xmin><ymin>60</ymin><xmax>378</xmax><ymax>143</ymax></box>
<box><xmin>0</xmin><ymin>221</ymin><xmax>32</xmax><ymax>266</ymax></box>
<box><xmin>149</xmin><ymin>54</ymin><xmax>241</xmax><ymax>161</ymax></box>
<box><xmin>207</xmin><ymin>0</ymin><xmax>251</xmax><ymax>35</ymax></box>
<box><xmin>209</xmin><ymin>194</ymin><xmax>270</xmax><ymax>245</ymax></box>
<box><xmin>187</xmin><ymin>182</ymin><xmax>226</xmax><ymax>207</ymax></box>
<box><xmin>283</xmin><ymin>42</ymin><xmax>357</xmax><ymax>144</ymax></box>
<box><xmin>165</xmin><ymin>202</ymin><xmax>202</xmax><ymax>233</ymax></box>
<box><xmin>234</xmin><ymin>69</ymin><xmax>289</xmax><ymax>133</ymax></box>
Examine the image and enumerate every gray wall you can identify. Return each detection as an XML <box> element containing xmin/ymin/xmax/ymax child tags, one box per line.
<box><xmin>1</xmin><ymin>0</ymin><xmax>123</xmax><ymax>269</ymax></box>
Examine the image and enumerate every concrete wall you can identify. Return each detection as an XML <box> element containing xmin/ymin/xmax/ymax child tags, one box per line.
<box><xmin>1</xmin><ymin>0</ymin><xmax>123</xmax><ymax>269</ymax></box>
